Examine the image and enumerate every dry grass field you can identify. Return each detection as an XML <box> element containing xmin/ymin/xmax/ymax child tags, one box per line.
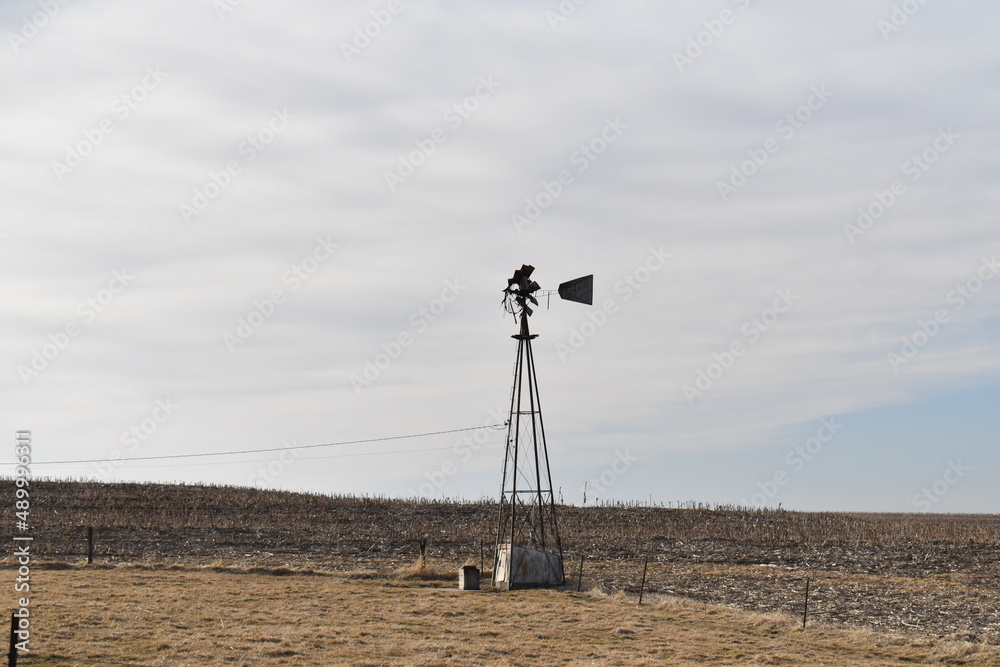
<box><xmin>4</xmin><ymin>480</ymin><xmax>1000</xmax><ymax>664</ymax></box>
<box><xmin>15</xmin><ymin>563</ymin><xmax>1000</xmax><ymax>666</ymax></box>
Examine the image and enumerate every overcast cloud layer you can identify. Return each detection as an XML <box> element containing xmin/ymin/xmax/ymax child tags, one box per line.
<box><xmin>2</xmin><ymin>0</ymin><xmax>998</xmax><ymax>512</ymax></box>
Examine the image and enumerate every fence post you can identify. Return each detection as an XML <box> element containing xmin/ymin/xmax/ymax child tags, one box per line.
<box><xmin>87</xmin><ymin>526</ymin><xmax>94</xmax><ymax>564</ymax></box>
<box><xmin>8</xmin><ymin>611</ymin><xmax>17</xmax><ymax>667</ymax></box>
<box><xmin>638</xmin><ymin>556</ymin><xmax>649</xmax><ymax>605</ymax></box>
<box><xmin>802</xmin><ymin>577</ymin><xmax>810</xmax><ymax>629</ymax></box>
<box><xmin>576</xmin><ymin>555</ymin><xmax>585</xmax><ymax>592</ymax></box>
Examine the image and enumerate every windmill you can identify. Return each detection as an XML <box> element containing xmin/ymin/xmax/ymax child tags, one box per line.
<box><xmin>492</xmin><ymin>264</ymin><xmax>593</xmax><ymax>590</ymax></box>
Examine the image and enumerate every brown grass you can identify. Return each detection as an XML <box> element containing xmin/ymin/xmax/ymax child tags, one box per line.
<box><xmin>17</xmin><ymin>564</ymin><xmax>1000</xmax><ymax>666</ymax></box>
<box><xmin>393</xmin><ymin>553</ymin><xmax>454</xmax><ymax>581</ymax></box>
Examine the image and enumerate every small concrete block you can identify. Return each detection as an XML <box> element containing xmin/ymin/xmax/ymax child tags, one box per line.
<box><xmin>459</xmin><ymin>565</ymin><xmax>480</xmax><ymax>590</ymax></box>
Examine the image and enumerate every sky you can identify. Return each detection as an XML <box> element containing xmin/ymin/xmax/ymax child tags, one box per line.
<box><xmin>2</xmin><ymin>0</ymin><xmax>998</xmax><ymax>513</ymax></box>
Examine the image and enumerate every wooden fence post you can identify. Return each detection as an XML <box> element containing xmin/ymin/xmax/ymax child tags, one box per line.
<box><xmin>638</xmin><ymin>556</ymin><xmax>649</xmax><ymax>605</ymax></box>
<box><xmin>418</xmin><ymin>536</ymin><xmax>428</xmax><ymax>567</ymax></box>
<box><xmin>576</xmin><ymin>555</ymin><xmax>585</xmax><ymax>592</ymax></box>
<box><xmin>87</xmin><ymin>526</ymin><xmax>94</xmax><ymax>564</ymax></box>
<box><xmin>8</xmin><ymin>611</ymin><xmax>17</xmax><ymax>667</ymax></box>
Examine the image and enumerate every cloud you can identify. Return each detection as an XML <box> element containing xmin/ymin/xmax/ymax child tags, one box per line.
<box><xmin>2</xmin><ymin>0</ymin><xmax>997</xmax><ymax>511</ymax></box>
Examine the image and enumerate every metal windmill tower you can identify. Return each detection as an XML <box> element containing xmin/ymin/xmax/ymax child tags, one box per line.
<box><xmin>492</xmin><ymin>264</ymin><xmax>592</xmax><ymax>590</ymax></box>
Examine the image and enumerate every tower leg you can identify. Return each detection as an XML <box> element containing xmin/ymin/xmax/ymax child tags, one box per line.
<box><xmin>493</xmin><ymin>310</ymin><xmax>564</xmax><ymax>589</ymax></box>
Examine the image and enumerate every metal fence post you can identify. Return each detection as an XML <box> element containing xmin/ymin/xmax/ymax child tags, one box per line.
<box><xmin>9</xmin><ymin>611</ymin><xmax>18</xmax><ymax>667</ymax></box>
<box><xmin>638</xmin><ymin>556</ymin><xmax>649</xmax><ymax>604</ymax></box>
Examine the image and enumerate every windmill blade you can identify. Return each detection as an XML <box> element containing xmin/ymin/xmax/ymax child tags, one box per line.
<box><xmin>509</xmin><ymin>264</ymin><xmax>534</xmax><ymax>285</ymax></box>
<box><xmin>558</xmin><ymin>275</ymin><xmax>593</xmax><ymax>305</ymax></box>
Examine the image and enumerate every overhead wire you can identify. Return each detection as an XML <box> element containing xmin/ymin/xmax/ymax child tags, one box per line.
<box><xmin>20</xmin><ymin>423</ymin><xmax>507</xmax><ymax>467</ymax></box>
<box><xmin>29</xmin><ymin>441</ymin><xmax>503</xmax><ymax>471</ymax></box>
